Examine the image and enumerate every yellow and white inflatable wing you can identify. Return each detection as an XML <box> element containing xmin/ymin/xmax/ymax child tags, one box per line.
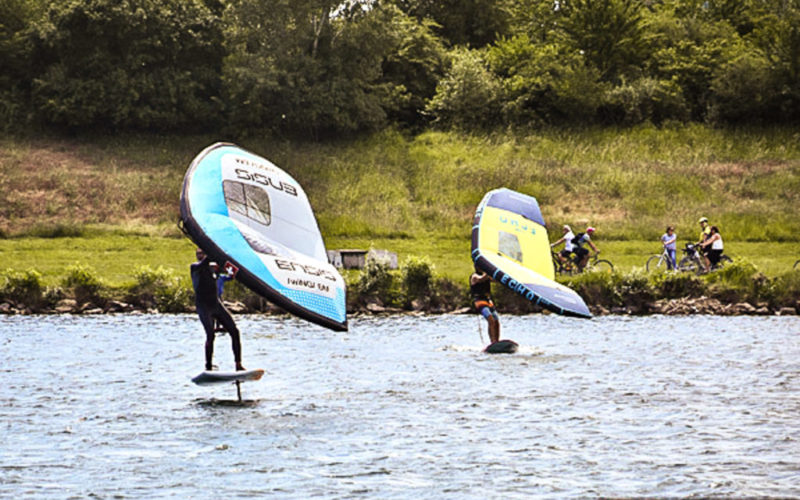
<box><xmin>471</xmin><ymin>188</ymin><xmax>591</xmax><ymax>318</ymax></box>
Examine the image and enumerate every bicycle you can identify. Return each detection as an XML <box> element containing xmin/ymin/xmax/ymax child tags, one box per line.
<box><xmin>794</xmin><ymin>260</ymin><xmax>800</xmax><ymax>270</ymax></box>
<box><xmin>552</xmin><ymin>250</ymin><xmax>577</xmax><ymax>275</ymax></box>
<box><xmin>677</xmin><ymin>243</ymin><xmax>732</xmax><ymax>274</ymax></box>
<box><xmin>552</xmin><ymin>250</ymin><xmax>613</xmax><ymax>275</ymax></box>
<box><xmin>646</xmin><ymin>248</ymin><xmax>676</xmax><ymax>273</ymax></box>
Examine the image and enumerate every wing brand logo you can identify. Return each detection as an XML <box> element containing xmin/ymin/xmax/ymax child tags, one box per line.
<box><xmin>499</xmin><ymin>215</ymin><xmax>536</xmax><ymax>235</ymax></box>
<box><xmin>498</xmin><ymin>273</ymin><xmax>540</xmax><ymax>303</ymax></box>
<box><xmin>232</xmin><ymin>161</ymin><xmax>298</xmax><ymax>197</ymax></box>
<box><xmin>275</xmin><ymin>259</ymin><xmax>338</xmax><ymax>281</ymax></box>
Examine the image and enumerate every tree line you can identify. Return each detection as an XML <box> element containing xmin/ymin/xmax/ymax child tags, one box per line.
<box><xmin>2</xmin><ymin>0</ymin><xmax>798</xmax><ymax>136</ymax></box>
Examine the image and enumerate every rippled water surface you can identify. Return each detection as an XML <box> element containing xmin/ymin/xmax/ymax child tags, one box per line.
<box><xmin>1</xmin><ymin>313</ymin><xmax>799</xmax><ymax>498</ymax></box>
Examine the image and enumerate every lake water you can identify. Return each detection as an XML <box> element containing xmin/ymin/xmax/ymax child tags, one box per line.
<box><xmin>1</xmin><ymin>313</ymin><xmax>798</xmax><ymax>499</ymax></box>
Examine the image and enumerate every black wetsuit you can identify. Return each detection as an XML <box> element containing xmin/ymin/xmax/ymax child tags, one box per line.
<box><xmin>470</xmin><ymin>273</ymin><xmax>497</xmax><ymax>319</ymax></box>
<box><xmin>190</xmin><ymin>257</ymin><xmax>241</xmax><ymax>370</ymax></box>
<box><xmin>470</xmin><ymin>276</ymin><xmax>491</xmax><ymax>303</ymax></box>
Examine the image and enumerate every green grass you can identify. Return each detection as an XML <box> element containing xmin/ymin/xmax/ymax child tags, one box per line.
<box><xmin>1</xmin><ymin>125</ymin><xmax>799</xmax><ymax>287</ymax></box>
<box><xmin>0</xmin><ymin>233</ymin><xmax>195</xmax><ymax>287</ymax></box>
<box><xmin>2</xmin><ymin>232</ymin><xmax>796</xmax><ymax>288</ymax></box>
<box><xmin>4</xmin><ymin>125</ymin><xmax>799</xmax><ymax>242</ymax></box>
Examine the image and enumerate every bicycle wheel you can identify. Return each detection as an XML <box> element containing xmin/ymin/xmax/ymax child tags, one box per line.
<box><xmin>552</xmin><ymin>254</ymin><xmax>567</xmax><ymax>275</ymax></box>
<box><xmin>591</xmin><ymin>259</ymin><xmax>614</xmax><ymax>273</ymax></box>
<box><xmin>795</xmin><ymin>260</ymin><xmax>800</xmax><ymax>270</ymax></box>
<box><xmin>678</xmin><ymin>256</ymin><xmax>700</xmax><ymax>275</ymax></box>
<box><xmin>719</xmin><ymin>255</ymin><xmax>733</xmax><ymax>266</ymax></box>
<box><xmin>646</xmin><ymin>255</ymin><xmax>663</xmax><ymax>272</ymax></box>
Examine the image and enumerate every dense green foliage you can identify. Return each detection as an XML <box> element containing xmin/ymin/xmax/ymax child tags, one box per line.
<box><xmin>4</xmin><ymin>259</ymin><xmax>799</xmax><ymax>314</ymax></box>
<box><xmin>2</xmin><ymin>0</ymin><xmax>798</xmax><ymax>134</ymax></box>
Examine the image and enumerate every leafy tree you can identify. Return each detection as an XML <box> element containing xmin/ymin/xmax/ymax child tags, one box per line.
<box><xmin>648</xmin><ymin>4</ymin><xmax>744</xmax><ymax>121</ymax></box>
<box><xmin>487</xmin><ymin>35</ymin><xmax>605</xmax><ymax>125</ymax></box>
<box><xmin>555</xmin><ymin>0</ymin><xmax>650</xmax><ymax>83</ymax></box>
<box><xmin>424</xmin><ymin>48</ymin><xmax>502</xmax><ymax>129</ymax></box>
<box><xmin>708</xmin><ymin>49</ymin><xmax>782</xmax><ymax>124</ymax></box>
<box><xmin>747</xmin><ymin>0</ymin><xmax>800</xmax><ymax>122</ymax></box>
<box><xmin>225</xmin><ymin>1</ymin><xmax>392</xmax><ymax>136</ymax></box>
<box><xmin>29</xmin><ymin>0</ymin><xmax>224</xmax><ymax>131</ymax></box>
<box><xmin>0</xmin><ymin>0</ymin><xmax>45</xmax><ymax>127</ymax></box>
<box><xmin>391</xmin><ymin>0</ymin><xmax>512</xmax><ymax>48</ymax></box>
<box><xmin>225</xmin><ymin>1</ymin><xmax>444</xmax><ymax>135</ymax></box>
<box><xmin>379</xmin><ymin>11</ymin><xmax>447</xmax><ymax>128</ymax></box>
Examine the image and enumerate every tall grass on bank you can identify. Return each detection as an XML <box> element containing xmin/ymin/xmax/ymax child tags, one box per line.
<box><xmin>2</xmin><ymin>125</ymin><xmax>798</xmax><ymax>242</ymax></box>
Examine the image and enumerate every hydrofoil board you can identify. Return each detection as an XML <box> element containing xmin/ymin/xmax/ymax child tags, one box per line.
<box><xmin>192</xmin><ymin>368</ymin><xmax>265</xmax><ymax>386</ymax></box>
<box><xmin>484</xmin><ymin>339</ymin><xmax>519</xmax><ymax>354</ymax></box>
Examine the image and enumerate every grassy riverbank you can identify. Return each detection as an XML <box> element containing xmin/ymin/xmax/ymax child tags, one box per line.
<box><xmin>0</xmin><ymin>233</ymin><xmax>797</xmax><ymax>288</ymax></box>
<box><xmin>1</xmin><ymin>125</ymin><xmax>799</xmax><ymax>312</ymax></box>
<box><xmin>3</xmin><ymin>125</ymin><xmax>800</xmax><ymax>242</ymax></box>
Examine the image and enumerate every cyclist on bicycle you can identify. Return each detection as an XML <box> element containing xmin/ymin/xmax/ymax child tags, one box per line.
<box><xmin>700</xmin><ymin>225</ymin><xmax>724</xmax><ymax>270</ymax></box>
<box><xmin>661</xmin><ymin>226</ymin><xmax>677</xmax><ymax>270</ymax></box>
<box><xmin>696</xmin><ymin>216</ymin><xmax>712</xmax><ymax>272</ymax></box>
<box><xmin>573</xmin><ymin>227</ymin><xmax>600</xmax><ymax>272</ymax></box>
<box><xmin>550</xmin><ymin>225</ymin><xmax>576</xmax><ymax>265</ymax></box>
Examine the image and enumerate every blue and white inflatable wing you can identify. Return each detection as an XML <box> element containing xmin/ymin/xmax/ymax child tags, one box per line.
<box><xmin>180</xmin><ymin>142</ymin><xmax>347</xmax><ymax>331</ymax></box>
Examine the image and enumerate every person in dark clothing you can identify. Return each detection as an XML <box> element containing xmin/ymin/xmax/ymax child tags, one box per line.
<box><xmin>190</xmin><ymin>248</ymin><xmax>244</xmax><ymax>371</ymax></box>
<box><xmin>470</xmin><ymin>267</ymin><xmax>500</xmax><ymax>344</ymax></box>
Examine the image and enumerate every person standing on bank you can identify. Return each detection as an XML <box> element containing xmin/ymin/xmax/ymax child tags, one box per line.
<box><xmin>191</xmin><ymin>248</ymin><xmax>245</xmax><ymax>372</ymax></box>
<box><xmin>661</xmin><ymin>226</ymin><xmax>677</xmax><ymax>270</ymax></box>
<box><xmin>470</xmin><ymin>267</ymin><xmax>500</xmax><ymax>345</ymax></box>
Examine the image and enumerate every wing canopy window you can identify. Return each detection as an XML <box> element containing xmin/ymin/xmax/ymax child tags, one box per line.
<box><xmin>223</xmin><ymin>180</ymin><xmax>271</xmax><ymax>226</ymax></box>
<box><xmin>498</xmin><ymin>231</ymin><xmax>523</xmax><ymax>262</ymax></box>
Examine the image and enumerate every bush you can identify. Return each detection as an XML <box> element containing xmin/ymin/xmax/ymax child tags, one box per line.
<box><xmin>61</xmin><ymin>263</ymin><xmax>104</xmax><ymax>305</ymax></box>
<box><xmin>400</xmin><ymin>255</ymin><xmax>434</xmax><ymax>306</ymax></box>
<box><xmin>652</xmin><ymin>271</ymin><xmax>706</xmax><ymax>299</ymax></box>
<box><xmin>354</xmin><ymin>256</ymin><xmax>398</xmax><ymax>307</ymax></box>
<box><xmin>128</xmin><ymin>265</ymin><xmax>190</xmax><ymax>313</ymax></box>
<box><xmin>767</xmin><ymin>271</ymin><xmax>800</xmax><ymax>309</ymax></box>
<box><xmin>614</xmin><ymin>269</ymin><xmax>656</xmax><ymax>311</ymax></box>
<box><xmin>602</xmin><ymin>77</ymin><xmax>689</xmax><ymax>125</ymax></box>
<box><xmin>704</xmin><ymin>258</ymin><xmax>768</xmax><ymax>303</ymax></box>
<box><xmin>566</xmin><ymin>271</ymin><xmax>620</xmax><ymax>309</ymax></box>
<box><xmin>1</xmin><ymin>268</ymin><xmax>45</xmax><ymax>309</ymax></box>
<box><xmin>488</xmin><ymin>38</ymin><xmax>606</xmax><ymax>126</ymax></box>
<box><xmin>424</xmin><ymin>48</ymin><xmax>502</xmax><ymax>129</ymax></box>
<box><xmin>429</xmin><ymin>275</ymin><xmax>467</xmax><ymax>311</ymax></box>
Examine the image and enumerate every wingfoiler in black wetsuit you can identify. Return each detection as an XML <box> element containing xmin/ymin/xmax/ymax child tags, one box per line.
<box><xmin>470</xmin><ymin>272</ymin><xmax>498</xmax><ymax>320</ymax></box>
<box><xmin>191</xmin><ymin>257</ymin><xmax>242</xmax><ymax>371</ymax></box>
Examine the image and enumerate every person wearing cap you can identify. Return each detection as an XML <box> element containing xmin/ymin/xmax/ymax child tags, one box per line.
<box><xmin>696</xmin><ymin>217</ymin><xmax>712</xmax><ymax>272</ymax></box>
<box><xmin>573</xmin><ymin>227</ymin><xmax>600</xmax><ymax>272</ymax></box>
<box><xmin>550</xmin><ymin>224</ymin><xmax>576</xmax><ymax>266</ymax></box>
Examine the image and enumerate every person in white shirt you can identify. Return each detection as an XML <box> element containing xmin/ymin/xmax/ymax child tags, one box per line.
<box><xmin>700</xmin><ymin>225</ymin><xmax>724</xmax><ymax>269</ymax></box>
<box><xmin>550</xmin><ymin>225</ymin><xmax>576</xmax><ymax>266</ymax></box>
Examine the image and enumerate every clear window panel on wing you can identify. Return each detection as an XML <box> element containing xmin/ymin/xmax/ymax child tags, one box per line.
<box><xmin>223</xmin><ymin>180</ymin><xmax>271</xmax><ymax>226</ymax></box>
<box><xmin>498</xmin><ymin>231</ymin><xmax>523</xmax><ymax>262</ymax></box>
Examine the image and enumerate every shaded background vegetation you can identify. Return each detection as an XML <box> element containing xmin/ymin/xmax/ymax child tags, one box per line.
<box><xmin>2</xmin><ymin>0</ymin><xmax>799</xmax><ymax>135</ymax></box>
